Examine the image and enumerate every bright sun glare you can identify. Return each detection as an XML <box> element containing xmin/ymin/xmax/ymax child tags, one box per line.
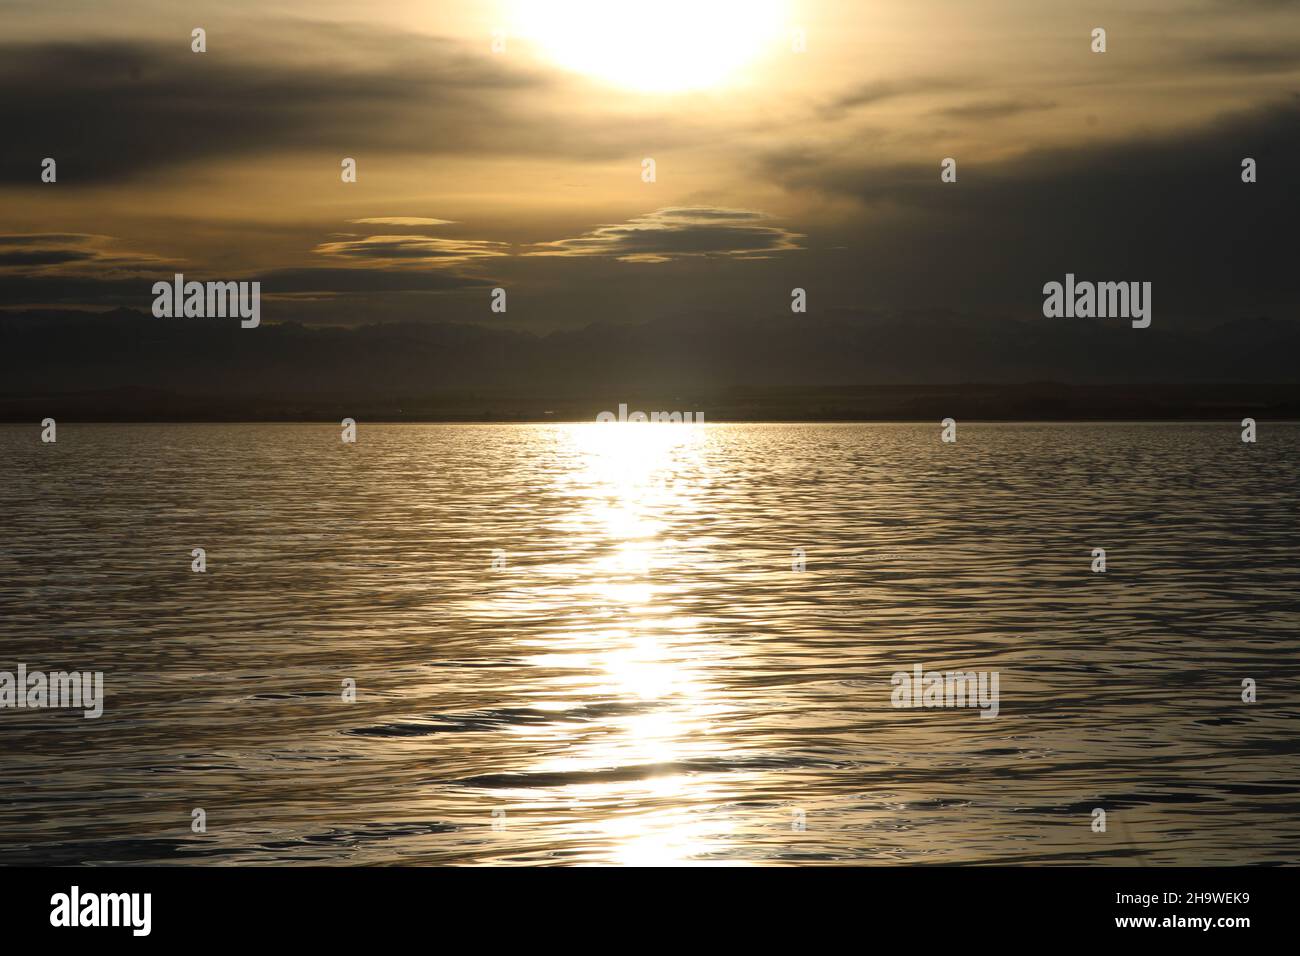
<box><xmin>512</xmin><ymin>0</ymin><xmax>788</xmax><ymax>93</ymax></box>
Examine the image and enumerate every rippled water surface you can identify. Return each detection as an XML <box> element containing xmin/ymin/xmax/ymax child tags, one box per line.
<box><xmin>2</xmin><ymin>422</ymin><xmax>1298</xmax><ymax>865</ymax></box>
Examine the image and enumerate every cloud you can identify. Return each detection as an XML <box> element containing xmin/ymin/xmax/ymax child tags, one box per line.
<box><xmin>934</xmin><ymin>97</ymin><xmax>1057</xmax><ymax>121</ymax></box>
<box><xmin>0</xmin><ymin>262</ymin><xmax>493</xmax><ymax>308</ymax></box>
<box><xmin>349</xmin><ymin>217</ymin><xmax>458</xmax><ymax>227</ymax></box>
<box><xmin>0</xmin><ymin>233</ymin><xmax>105</xmax><ymax>246</ymax></box>
<box><xmin>756</xmin><ymin>100</ymin><xmax>1300</xmax><ymax>319</ymax></box>
<box><xmin>314</xmin><ymin>235</ymin><xmax>509</xmax><ymax>266</ymax></box>
<box><xmin>0</xmin><ymin>223</ymin><xmax>499</xmax><ymax>307</ymax></box>
<box><xmin>255</xmin><ymin>267</ymin><xmax>494</xmax><ymax>296</ymax></box>
<box><xmin>529</xmin><ymin>207</ymin><xmax>803</xmax><ymax>263</ymax></box>
<box><xmin>0</xmin><ymin>32</ymin><xmax>529</xmax><ymax>182</ymax></box>
<box><xmin>820</xmin><ymin>77</ymin><xmax>962</xmax><ymax>119</ymax></box>
<box><xmin>0</xmin><ymin>249</ymin><xmax>96</xmax><ymax>267</ymax></box>
<box><xmin>0</xmin><ymin>233</ymin><xmax>171</xmax><ymax>274</ymax></box>
<box><xmin>0</xmin><ymin>26</ymin><xmax>695</xmax><ymax>184</ymax></box>
<box><xmin>1199</xmin><ymin>42</ymin><xmax>1300</xmax><ymax>74</ymax></box>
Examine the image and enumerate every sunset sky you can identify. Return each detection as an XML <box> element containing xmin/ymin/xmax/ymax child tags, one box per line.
<box><xmin>2</xmin><ymin>0</ymin><xmax>1297</xmax><ymax>329</ymax></box>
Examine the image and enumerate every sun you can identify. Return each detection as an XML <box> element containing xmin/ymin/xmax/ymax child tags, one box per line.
<box><xmin>511</xmin><ymin>0</ymin><xmax>788</xmax><ymax>94</ymax></box>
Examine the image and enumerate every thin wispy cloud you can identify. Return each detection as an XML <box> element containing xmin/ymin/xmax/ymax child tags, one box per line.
<box><xmin>349</xmin><ymin>217</ymin><xmax>457</xmax><ymax>227</ymax></box>
<box><xmin>529</xmin><ymin>207</ymin><xmax>803</xmax><ymax>263</ymax></box>
<box><xmin>314</xmin><ymin>235</ymin><xmax>509</xmax><ymax>266</ymax></box>
<box><xmin>934</xmin><ymin>97</ymin><xmax>1057</xmax><ymax>121</ymax></box>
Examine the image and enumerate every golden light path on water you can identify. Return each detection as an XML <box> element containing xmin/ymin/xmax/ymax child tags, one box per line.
<box><xmin>494</xmin><ymin>422</ymin><xmax>744</xmax><ymax>865</ymax></box>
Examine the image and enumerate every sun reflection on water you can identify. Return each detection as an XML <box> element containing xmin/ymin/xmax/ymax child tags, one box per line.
<box><xmin>522</xmin><ymin>422</ymin><xmax>742</xmax><ymax>864</ymax></box>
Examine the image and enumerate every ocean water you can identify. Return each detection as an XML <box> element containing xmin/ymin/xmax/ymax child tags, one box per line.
<box><xmin>1</xmin><ymin>422</ymin><xmax>1297</xmax><ymax>866</ymax></box>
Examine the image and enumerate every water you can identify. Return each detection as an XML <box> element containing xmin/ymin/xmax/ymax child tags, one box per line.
<box><xmin>1</xmin><ymin>422</ymin><xmax>1297</xmax><ymax>865</ymax></box>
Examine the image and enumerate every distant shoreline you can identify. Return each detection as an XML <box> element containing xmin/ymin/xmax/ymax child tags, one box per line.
<box><xmin>4</xmin><ymin>383</ymin><xmax>1299</xmax><ymax>424</ymax></box>
<box><xmin>5</xmin><ymin>419</ymin><xmax>1299</xmax><ymax>426</ymax></box>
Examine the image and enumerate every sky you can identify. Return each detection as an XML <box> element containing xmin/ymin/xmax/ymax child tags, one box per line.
<box><xmin>1</xmin><ymin>0</ymin><xmax>1297</xmax><ymax>331</ymax></box>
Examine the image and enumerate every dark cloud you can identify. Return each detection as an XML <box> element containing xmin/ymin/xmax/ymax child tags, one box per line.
<box><xmin>0</xmin><ymin>233</ymin><xmax>103</xmax><ymax>246</ymax></box>
<box><xmin>0</xmin><ymin>224</ymin><xmax>497</xmax><ymax>308</ymax></box>
<box><xmin>0</xmin><ymin>232</ymin><xmax>170</xmax><ymax>276</ymax></box>
<box><xmin>530</xmin><ymin>207</ymin><xmax>803</xmax><ymax>263</ymax></box>
<box><xmin>0</xmin><ymin>265</ymin><xmax>493</xmax><ymax>308</ymax></box>
<box><xmin>1200</xmin><ymin>43</ymin><xmax>1300</xmax><ymax>74</ymax></box>
<box><xmin>0</xmin><ymin>249</ymin><xmax>96</xmax><ymax>267</ymax></box>
<box><xmin>258</xmin><ymin>267</ymin><xmax>494</xmax><ymax>295</ymax></box>
<box><xmin>935</xmin><ymin>98</ymin><xmax>1057</xmax><ymax>121</ymax></box>
<box><xmin>654</xmin><ymin>207</ymin><xmax>770</xmax><ymax>222</ymax></box>
<box><xmin>0</xmin><ymin>274</ymin><xmax>152</xmax><ymax>306</ymax></box>
<box><xmin>0</xmin><ymin>27</ymin><xmax>688</xmax><ymax>184</ymax></box>
<box><xmin>758</xmin><ymin>100</ymin><xmax>1300</xmax><ymax>320</ymax></box>
<box><xmin>822</xmin><ymin>77</ymin><xmax>958</xmax><ymax>118</ymax></box>
<box><xmin>1210</xmin><ymin>0</ymin><xmax>1300</xmax><ymax>7</ymax></box>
